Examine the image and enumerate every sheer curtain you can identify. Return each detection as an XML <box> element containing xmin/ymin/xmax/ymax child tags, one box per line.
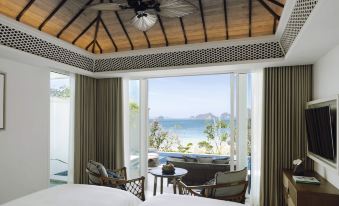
<box><xmin>250</xmin><ymin>68</ymin><xmax>264</xmax><ymax>206</ymax></box>
<box><xmin>67</xmin><ymin>73</ymin><xmax>75</xmax><ymax>183</ymax></box>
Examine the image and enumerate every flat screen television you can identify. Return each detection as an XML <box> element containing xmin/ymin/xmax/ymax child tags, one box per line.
<box><xmin>305</xmin><ymin>106</ymin><xmax>337</xmax><ymax>161</ymax></box>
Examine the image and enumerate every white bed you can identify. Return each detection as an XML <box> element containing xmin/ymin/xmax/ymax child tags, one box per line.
<box><xmin>1</xmin><ymin>184</ymin><xmax>142</xmax><ymax>206</ymax></box>
<box><xmin>140</xmin><ymin>194</ymin><xmax>244</xmax><ymax>206</ymax></box>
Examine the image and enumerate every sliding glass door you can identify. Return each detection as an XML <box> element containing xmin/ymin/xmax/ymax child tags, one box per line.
<box><xmin>50</xmin><ymin>72</ymin><xmax>74</xmax><ymax>185</ymax></box>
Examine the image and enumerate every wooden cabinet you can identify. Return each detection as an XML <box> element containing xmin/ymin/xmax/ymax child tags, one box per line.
<box><xmin>283</xmin><ymin>170</ymin><xmax>339</xmax><ymax>206</ymax></box>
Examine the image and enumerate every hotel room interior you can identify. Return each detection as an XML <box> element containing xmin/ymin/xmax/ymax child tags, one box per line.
<box><xmin>1</xmin><ymin>0</ymin><xmax>339</xmax><ymax>205</ymax></box>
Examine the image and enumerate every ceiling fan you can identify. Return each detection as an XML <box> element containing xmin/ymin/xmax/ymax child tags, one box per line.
<box><xmin>87</xmin><ymin>0</ymin><xmax>196</xmax><ymax>31</ymax></box>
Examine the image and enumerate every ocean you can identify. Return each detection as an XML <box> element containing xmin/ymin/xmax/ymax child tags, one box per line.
<box><xmin>149</xmin><ymin>118</ymin><xmax>223</xmax><ymax>146</ymax></box>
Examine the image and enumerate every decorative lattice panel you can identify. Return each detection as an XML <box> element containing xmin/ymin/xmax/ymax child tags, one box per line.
<box><xmin>280</xmin><ymin>0</ymin><xmax>318</xmax><ymax>53</ymax></box>
<box><xmin>94</xmin><ymin>42</ymin><xmax>284</xmax><ymax>72</ymax></box>
<box><xmin>0</xmin><ymin>23</ymin><xmax>94</xmax><ymax>71</ymax></box>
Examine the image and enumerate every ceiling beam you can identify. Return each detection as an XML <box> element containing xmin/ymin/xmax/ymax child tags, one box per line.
<box><xmin>249</xmin><ymin>0</ymin><xmax>252</xmax><ymax>37</ymax></box>
<box><xmin>223</xmin><ymin>0</ymin><xmax>229</xmax><ymax>40</ymax></box>
<box><xmin>179</xmin><ymin>17</ymin><xmax>187</xmax><ymax>44</ymax></box>
<box><xmin>72</xmin><ymin>17</ymin><xmax>97</xmax><ymax>44</ymax></box>
<box><xmin>39</xmin><ymin>0</ymin><xmax>67</xmax><ymax>30</ymax></box>
<box><xmin>16</xmin><ymin>0</ymin><xmax>36</xmax><ymax>21</ymax></box>
<box><xmin>198</xmin><ymin>0</ymin><xmax>207</xmax><ymax>42</ymax></box>
<box><xmin>57</xmin><ymin>0</ymin><xmax>94</xmax><ymax>38</ymax></box>
<box><xmin>100</xmin><ymin>18</ymin><xmax>118</xmax><ymax>52</ymax></box>
<box><xmin>258</xmin><ymin>0</ymin><xmax>280</xmax><ymax>20</ymax></box>
<box><xmin>96</xmin><ymin>40</ymin><xmax>103</xmax><ymax>53</ymax></box>
<box><xmin>115</xmin><ymin>11</ymin><xmax>134</xmax><ymax>50</ymax></box>
<box><xmin>157</xmin><ymin>15</ymin><xmax>168</xmax><ymax>46</ymax></box>
<box><xmin>92</xmin><ymin>12</ymin><xmax>101</xmax><ymax>53</ymax></box>
<box><xmin>143</xmin><ymin>31</ymin><xmax>151</xmax><ymax>48</ymax></box>
<box><xmin>273</xmin><ymin>17</ymin><xmax>277</xmax><ymax>33</ymax></box>
<box><xmin>267</xmin><ymin>0</ymin><xmax>284</xmax><ymax>7</ymax></box>
<box><xmin>86</xmin><ymin>40</ymin><xmax>94</xmax><ymax>50</ymax></box>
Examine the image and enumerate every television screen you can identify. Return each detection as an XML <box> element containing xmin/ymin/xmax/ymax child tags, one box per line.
<box><xmin>305</xmin><ymin>106</ymin><xmax>336</xmax><ymax>160</ymax></box>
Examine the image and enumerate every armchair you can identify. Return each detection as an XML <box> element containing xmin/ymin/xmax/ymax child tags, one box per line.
<box><xmin>86</xmin><ymin>160</ymin><xmax>145</xmax><ymax>201</ymax></box>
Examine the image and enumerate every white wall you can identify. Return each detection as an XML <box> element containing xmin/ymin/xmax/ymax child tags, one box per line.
<box><xmin>313</xmin><ymin>43</ymin><xmax>339</xmax><ymax>189</ymax></box>
<box><xmin>0</xmin><ymin>57</ymin><xmax>50</xmax><ymax>203</ymax></box>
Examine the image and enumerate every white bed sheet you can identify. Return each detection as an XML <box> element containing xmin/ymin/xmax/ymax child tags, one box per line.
<box><xmin>1</xmin><ymin>184</ymin><xmax>142</xmax><ymax>206</ymax></box>
<box><xmin>140</xmin><ymin>194</ymin><xmax>244</xmax><ymax>206</ymax></box>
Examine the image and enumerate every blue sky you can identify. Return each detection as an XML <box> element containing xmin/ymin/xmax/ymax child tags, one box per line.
<box><xmin>149</xmin><ymin>74</ymin><xmax>231</xmax><ymax>118</ymax></box>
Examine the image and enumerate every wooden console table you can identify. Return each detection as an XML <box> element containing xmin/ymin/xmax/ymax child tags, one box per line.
<box><xmin>283</xmin><ymin>170</ymin><xmax>339</xmax><ymax>206</ymax></box>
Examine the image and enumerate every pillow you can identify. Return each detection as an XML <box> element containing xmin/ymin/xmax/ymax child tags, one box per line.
<box><xmin>167</xmin><ymin>157</ymin><xmax>185</xmax><ymax>162</ymax></box>
<box><xmin>107</xmin><ymin>170</ymin><xmax>127</xmax><ymax>191</ymax></box>
<box><xmin>87</xmin><ymin>160</ymin><xmax>108</xmax><ymax>185</ymax></box>
<box><xmin>213</xmin><ymin>157</ymin><xmax>230</xmax><ymax>164</ymax></box>
<box><xmin>214</xmin><ymin>168</ymin><xmax>247</xmax><ymax>197</ymax></box>
<box><xmin>184</xmin><ymin>156</ymin><xmax>197</xmax><ymax>162</ymax></box>
<box><xmin>197</xmin><ymin>157</ymin><xmax>213</xmax><ymax>164</ymax></box>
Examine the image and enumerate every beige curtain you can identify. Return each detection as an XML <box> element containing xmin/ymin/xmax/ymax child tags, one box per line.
<box><xmin>74</xmin><ymin>75</ymin><xmax>124</xmax><ymax>184</ymax></box>
<box><xmin>262</xmin><ymin>65</ymin><xmax>312</xmax><ymax>206</ymax></box>
<box><xmin>96</xmin><ymin>78</ymin><xmax>124</xmax><ymax>170</ymax></box>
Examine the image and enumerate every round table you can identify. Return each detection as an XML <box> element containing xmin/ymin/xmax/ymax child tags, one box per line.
<box><xmin>149</xmin><ymin>167</ymin><xmax>188</xmax><ymax>196</ymax></box>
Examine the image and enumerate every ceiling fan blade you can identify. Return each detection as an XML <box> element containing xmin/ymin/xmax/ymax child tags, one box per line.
<box><xmin>87</xmin><ymin>3</ymin><xmax>125</xmax><ymax>11</ymax></box>
<box><xmin>131</xmin><ymin>12</ymin><xmax>158</xmax><ymax>32</ymax></box>
<box><xmin>157</xmin><ymin>0</ymin><xmax>196</xmax><ymax>18</ymax></box>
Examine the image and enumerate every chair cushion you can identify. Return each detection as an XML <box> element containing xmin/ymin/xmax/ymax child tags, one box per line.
<box><xmin>184</xmin><ymin>156</ymin><xmax>197</xmax><ymax>162</ymax></box>
<box><xmin>107</xmin><ymin>170</ymin><xmax>127</xmax><ymax>191</ymax></box>
<box><xmin>197</xmin><ymin>157</ymin><xmax>213</xmax><ymax>163</ymax></box>
<box><xmin>214</xmin><ymin>168</ymin><xmax>247</xmax><ymax>197</ymax></box>
<box><xmin>212</xmin><ymin>157</ymin><xmax>230</xmax><ymax>164</ymax></box>
<box><xmin>87</xmin><ymin>160</ymin><xmax>108</xmax><ymax>185</ymax></box>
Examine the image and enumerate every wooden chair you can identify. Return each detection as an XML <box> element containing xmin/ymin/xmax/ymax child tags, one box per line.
<box><xmin>86</xmin><ymin>161</ymin><xmax>145</xmax><ymax>201</ymax></box>
<box><xmin>177</xmin><ymin>180</ymin><xmax>248</xmax><ymax>203</ymax></box>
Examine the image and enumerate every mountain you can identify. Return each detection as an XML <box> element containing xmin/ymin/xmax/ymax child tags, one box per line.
<box><xmin>220</xmin><ymin>112</ymin><xmax>230</xmax><ymax>120</ymax></box>
<box><xmin>191</xmin><ymin>113</ymin><xmax>217</xmax><ymax>120</ymax></box>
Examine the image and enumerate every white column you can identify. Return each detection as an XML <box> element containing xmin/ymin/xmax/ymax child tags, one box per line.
<box><xmin>140</xmin><ymin>79</ymin><xmax>148</xmax><ymax>179</ymax></box>
<box><xmin>237</xmin><ymin>74</ymin><xmax>248</xmax><ymax>170</ymax></box>
<box><xmin>230</xmin><ymin>74</ymin><xmax>235</xmax><ymax>172</ymax></box>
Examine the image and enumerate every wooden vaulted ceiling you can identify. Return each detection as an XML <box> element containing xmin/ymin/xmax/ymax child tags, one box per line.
<box><xmin>0</xmin><ymin>0</ymin><xmax>286</xmax><ymax>54</ymax></box>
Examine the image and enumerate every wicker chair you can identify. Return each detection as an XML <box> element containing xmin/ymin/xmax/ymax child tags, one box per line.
<box><xmin>177</xmin><ymin>180</ymin><xmax>248</xmax><ymax>203</ymax></box>
<box><xmin>86</xmin><ymin>160</ymin><xmax>145</xmax><ymax>201</ymax></box>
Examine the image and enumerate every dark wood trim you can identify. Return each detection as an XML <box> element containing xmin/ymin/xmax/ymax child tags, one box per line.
<box><xmin>57</xmin><ymin>0</ymin><xmax>94</xmax><ymax>38</ymax></box>
<box><xmin>96</xmin><ymin>40</ymin><xmax>102</xmax><ymax>53</ymax></box>
<box><xmin>100</xmin><ymin>18</ymin><xmax>118</xmax><ymax>52</ymax></box>
<box><xmin>72</xmin><ymin>17</ymin><xmax>97</xmax><ymax>44</ymax></box>
<box><xmin>198</xmin><ymin>0</ymin><xmax>207</xmax><ymax>42</ymax></box>
<box><xmin>92</xmin><ymin>12</ymin><xmax>101</xmax><ymax>53</ymax></box>
<box><xmin>143</xmin><ymin>31</ymin><xmax>151</xmax><ymax>48</ymax></box>
<box><xmin>39</xmin><ymin>0</ymin><xmax>67</xmax><ymax>30</ymax></box>
<box><xmin>223</xmin><ymin>0</ymin><xmax>229</xmax><ymax>40</ymax></box>
<box><xmin>114</xmin><ymin>11</ymin><xmax>134</xmax><ymax>50</ymax></box>
<box><xmin>249</xmin><ymin>0</ymin><xmax>252</xmax><ymax>37</ymax></box>
<box><xmin>273</xmin><ymin>17</ymin><xmax>277</xmax><ymax>34</ymax></box>
<box><xmin>157</xmin><ymin>15</ymin><xmax>168</xmax><ymax>46</ymax></box>
<box><xmin>86</xmin><ymin>40</ymin><xmax>94</xmax><ymax>50</ymax></box>
<box><xmin>16</xmin><ymin>0</ymin><xmax>37</xmax><ymax>21</ymax></box>
<box><xmin>179</xmin><ymin>17</ymin><xmax>187</xmax><ymax>44</ymax></box>
<box><xmin>267</xmin><ymin>0</ymin><xmax>284</xmax><ymax>8</ymax></box>
<box><xmin>258</xmin><ymin>0</ymin><xmax>280</xmax><ymax>20</ymax></box>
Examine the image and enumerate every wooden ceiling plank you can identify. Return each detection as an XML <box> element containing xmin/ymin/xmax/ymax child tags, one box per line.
<box><xmin>258</xmin><ymin>0</ymin><xmax>280</xmax><ymax>20</ymax></box>
<box><xmin>86</xmin><ymin>40</ymin><xmax>94</xmax><ymax>50</ymax></box>
<box><xmin>143</xmin><ymin>31</ymin><xmax>151</xmax><ymax>48</ymax></box>
<box><xmin>72</xmin><ymin>17</ymin><xmax>97</xmax><ymax>44</ymax></box>
<box><xmin>92</xmin><ymin>12</ymin><xmax>101</xmax><ymax>53</ymax></box>
<box><xmin>267</xmin><ymin>0</ymin><xmax>284</xmax><ymax>7</ymax></box>
<box><xmin>39</xmin><ymin>0</ymin><xmax>67</xmax><ymax>30</ymax></box>
<box><xmin>16</xmin><ymin>0</ymin><xmax>37</xmax><ymax>21</ymax></box>
<box><xmin>100</xmin><ymin>18</ymin><xmax>118</xmax><ymax>52</ymax></box>
<box><xmin>96</xmin><ymin>40</ymin><xmax>103</xmax><ymax>53</ymax></box>
<box><xmin>198</xmin><ymin>0</ymin><xmax>207</xmax><ymax>42</ymax></box>
<box><xmin>249</xmin><ymin>0</ymin><xmax>252</xmax><ymax>37</ymax></box>
<box><xmin>115</xmin><ymin>11</ymin><xmax>134</xmax><ymax>50</ymax></box>
<box><xmin>57</xmin><ymin>0</ymin><xmax>94</xmax><ymax>38</ymax></box>
<box><xmin>157</xmin><ymin>15</ymin><xmax>169</xmax><ymax>46</ymax></box>
<box><xmin>179</xmin><ymin>17</ymin><xmax>187</xmax><ymax>44</ymax></box>
<box><xmin>223</xmin><ymin>0</ymin><xmax>229</xmax><ymax>40</ymax></box>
